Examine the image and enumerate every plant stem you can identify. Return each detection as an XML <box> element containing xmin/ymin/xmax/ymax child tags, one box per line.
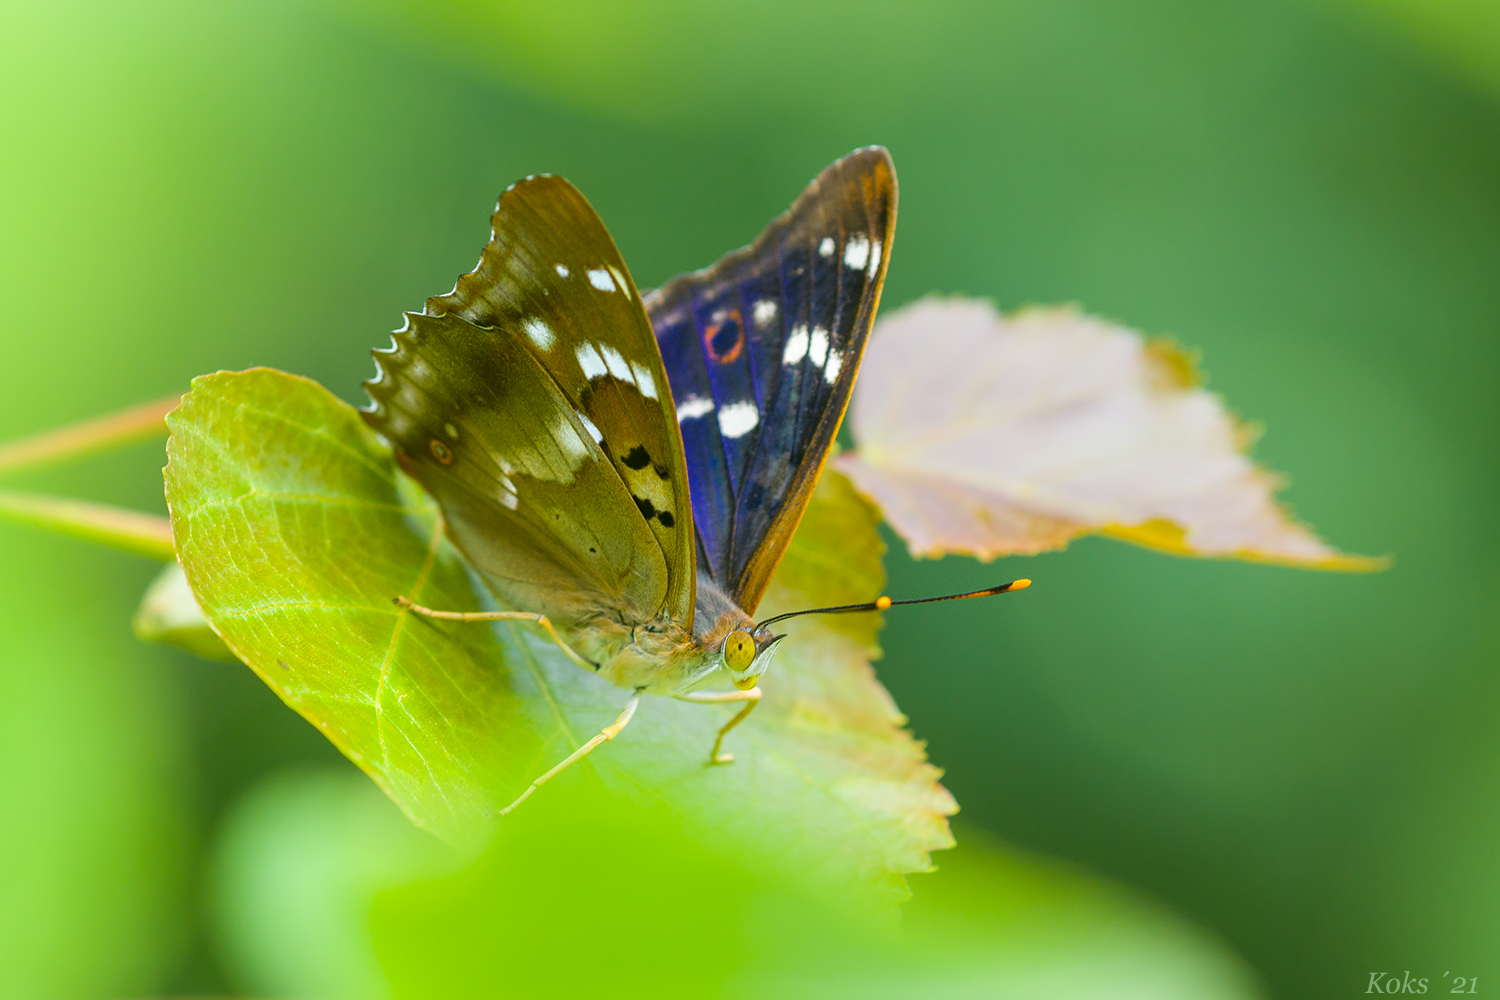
<box><xmin>0</xmin><ymin>489</ymin><xmax>174</xmax><ymax>561</ymax></box>
<box><xmin>0</xmin><ymin>395</ymin><xmax>178</xmax><ymax>477</ymax></box>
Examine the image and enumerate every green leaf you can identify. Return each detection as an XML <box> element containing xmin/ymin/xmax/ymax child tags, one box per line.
<box><xmin>166</xmin><ymin>368</ymin><xmax>954</xmax><ymax>899</ymax></box>
<box><xmin>166</xmin><ymin>368</ymin><xmax>529</xmax><ymax>840</ymax></box>
<box><xmin>132</xmin><ymin>562</ymin><xmax>237</xmax><ymax>662</ymax></box>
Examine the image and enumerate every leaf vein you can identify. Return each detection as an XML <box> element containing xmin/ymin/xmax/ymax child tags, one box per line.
<box><xmin>376</xmin><ymin>516</ymin><xmax>447</xmax><ymax>776</ymax></box>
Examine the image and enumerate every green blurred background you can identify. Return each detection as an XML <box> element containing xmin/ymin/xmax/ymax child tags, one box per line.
<box><xmin>2</xmin><ymin>0</ymin><xmax>1497</xmax><ymax>996</ymax></box>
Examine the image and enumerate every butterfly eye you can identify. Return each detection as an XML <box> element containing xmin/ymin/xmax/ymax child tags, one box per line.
<box><xmin>429</xmin><ymin>439</ymin><xmax>454</xmax><ymax>465</ymax></box>
<box><xmin>723</xmin><ymin>629</ymin><xmax>755</xmax><ymax>672</ymax></box>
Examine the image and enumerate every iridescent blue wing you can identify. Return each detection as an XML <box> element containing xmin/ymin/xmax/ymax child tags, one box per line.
<box><xmin>643</xmin><ymin>147</ymin><xmax>896</xmax><ymax>614</ymax></box>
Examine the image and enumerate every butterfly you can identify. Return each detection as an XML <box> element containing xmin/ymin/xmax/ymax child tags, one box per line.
<box><xmin>363</xmin><ymin>147</ymin><xmax>1025</xmax><ymax>814</ymax></box>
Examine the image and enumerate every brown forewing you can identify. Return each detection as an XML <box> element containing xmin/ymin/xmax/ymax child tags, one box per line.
<box><xmin>425</xmin><ymin>175</ymin><xmax>695</xmax><ymax>628</ymax></box>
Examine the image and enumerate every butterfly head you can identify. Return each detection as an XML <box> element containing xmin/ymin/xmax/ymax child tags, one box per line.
<box><xmin>720</xmin><ymin>625</ymin><xmax>785</xmax><ymax>691</ymax></box>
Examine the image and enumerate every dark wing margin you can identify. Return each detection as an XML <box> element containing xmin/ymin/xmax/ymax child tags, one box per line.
<box><xmin>367</xmin><ymin>174</ymin><xmax>695</xmax><ymax>630</ymax></box>
<box><xmin>643</xmin><ymin>147</ymin><xmax>897</xmax><ymax>615</ymax></box>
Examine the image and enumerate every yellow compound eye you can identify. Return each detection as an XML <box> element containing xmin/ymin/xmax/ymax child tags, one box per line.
<box><xmin>723</xmin><ymin>629</ymin><xmax>755</xmax><ymax>672</ymax></box>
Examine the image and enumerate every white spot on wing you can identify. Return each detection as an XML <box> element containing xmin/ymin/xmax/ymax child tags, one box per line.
<box><xmin>676</xmin><ymin>396</ymin><xmax>714</xmax><ymax>422</ymax></box>
<box><xmin>588</xmin><ymin>268</ymin><xmax>615</xmax><ymax>292</ymax></box>
<box><xmin>718</xmin><ymin>401</ymin><xmax>760</xmax><ymax>439</ymax></box>
<box><xmin>607</xmin><ymin>264</ymin><xmax>632</xmax><ymax>299</ymax></box>
<box><xmin>444</xmin><ymin>422</ymin><xmax>459</xmax><ymax>440</ymax></box>
<box><xmin>600</xmin><ymin>344</ymin><xmax>633</xmax><ymax>382</ymax></box>
<box><xmin>577</xmin><ymin>411</ymin><xmax>604</xmax><ymax>443</ymax></box>
<box><xmin>395</xmin><ymin>383</ymin><xmax>424</xmax><ymax>413</ymax></box>
<box><xmin>818</xmin><ymin>237</ymin><xmax>835</xmax><ymax>258</ymax></box>
<box><xmin>782</xmin><ymin>324</ymin><xmax>809</xmax><ymax>365</ymax></box>
<box><xmin>824</xmin><ymin>351</ymin><xmax>844</xmax><ymax>384</ymax></box>
<box><xmin>576</xmin><ymin>343</ymin><xmax>608</xmax><ymax>380</ymax></box>
<box><xmin>809</xmin><ymin>326</ymin><xmax>830</xmax><ymax>367</ymax></box>
<box><xmin>844</xmin><ymin>235</ymin><xmax>870</xmax><ymax>270</ymax></box>
<box><xmin>867</xmin><ymin>239</ymin><xmax>882</xmax><ymax>275</ymax></box>
<box><xmin>629</xmin><ymin>361</ymin><xmax>658</xmax><ymax>400</ymax></box>
<box><xmin>555</xmin><ymin>263</ymin><xmax>570</xmax><ymax>278</ymax></box>
<box><xmin>753</xmin><ymin>299</ymin><xmax>778</xmax><ymax>326</ymax></box>
<box><xmin>523</xmin><ymin>317</ymin><xmax>555</xmax><ymax>351</ymax></box>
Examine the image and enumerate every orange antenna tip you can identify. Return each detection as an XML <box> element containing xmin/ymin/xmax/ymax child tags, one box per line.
<box><xmin>875</xmin><ymin>596</ymin><xmax>892</xmax><ymax>611</ymax></box>
<box><xmin>1010</xmin><ymin>579</ymin><xmax>1031</xmax><ymax>591</ymax></box>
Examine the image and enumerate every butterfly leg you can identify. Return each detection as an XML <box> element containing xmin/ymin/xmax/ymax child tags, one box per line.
<box><xmin>394</xmin><ymin>596</ymin><xmax>598</xmax><ymax>672</ymax></box>
<box><xmin>673</xmin><ymin>687</ymin><xmax>762</xmax><ymax>765</ymax></box>
<box><xmin>498</xmin><ymin>688</ymin><xmax>644</xmax><ymax>817</ymax></box>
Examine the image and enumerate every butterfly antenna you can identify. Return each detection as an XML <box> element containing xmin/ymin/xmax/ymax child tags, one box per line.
<box><xmin>757</xmin><ymin>579</ymin><xmax>1032</xmax><ymax>628</ymax></box>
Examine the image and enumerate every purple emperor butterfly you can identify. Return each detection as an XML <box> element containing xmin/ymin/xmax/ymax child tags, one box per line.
<box><xmin>364</xmin><ymin>147</ymin><xmax>1024</xmax><ymax>815</ymax></box>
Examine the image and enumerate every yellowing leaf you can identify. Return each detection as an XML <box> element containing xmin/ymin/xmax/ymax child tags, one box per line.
<box><xmin>165</xmin><ymin>368</ymin><xmax>952</xmax><ymax>902</ymax></box>
<box><xmin>835</xmin><ymin>298</ymin><xmax>1384</xmax><ymax>570</ymax></box>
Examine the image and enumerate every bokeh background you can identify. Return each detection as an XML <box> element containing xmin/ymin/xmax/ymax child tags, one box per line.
<box><xmin>2</xmin><ymin>0</ymin><xmax>1498</xmax><ymax>996</ymax></box>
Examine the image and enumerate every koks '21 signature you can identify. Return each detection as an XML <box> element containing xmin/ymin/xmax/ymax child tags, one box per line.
<box><xmin>1368</xmin><ymin>973</ymin><xmax>1479</xmax><ymax>994</ymax></box>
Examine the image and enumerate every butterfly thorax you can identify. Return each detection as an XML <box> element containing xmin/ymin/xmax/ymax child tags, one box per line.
<box><xmin>572</xmin><ymin>575</ymin><xmax>779</xmax><ymax>695</ymax></box>
<box><xmin>575</xmin><ymin>611</ymin><xmax>715</xmax><ymax>695</ymax></box>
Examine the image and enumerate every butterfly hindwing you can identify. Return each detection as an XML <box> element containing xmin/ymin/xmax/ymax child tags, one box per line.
<box><xmin>644</xmin><ymin>147</ymin><xmax>897</xmax><ymax>614</ymax></box>
<box><xmin>364</xmin><ymin>311</ymin><xmax>669</xmax><ymax>629</ymax></box>
<box><xmin>421</xmin><ymin>175</ymin><xmax>695</xmax><ymax>627</ymax></box>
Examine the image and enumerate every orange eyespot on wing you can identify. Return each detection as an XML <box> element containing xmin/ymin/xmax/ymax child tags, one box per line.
<box><xmin>724</xmin><ymin>629</ymin><xmax>755</xmax><ymax>671</ymax></box>
<box><xmin>702</xmin><ymin>310</ymin><xmax>745</xmax><ymax>364</ymax></box>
